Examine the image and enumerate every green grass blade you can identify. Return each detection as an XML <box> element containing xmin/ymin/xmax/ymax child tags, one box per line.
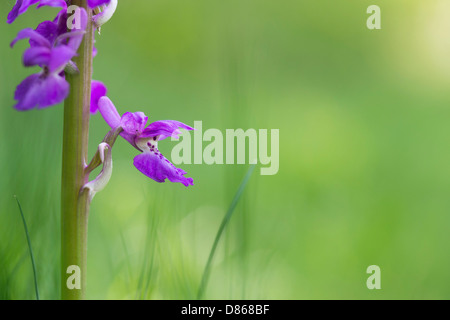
<box><xmin>197</xmin><ymin>164</ymin><xmax>256</xmax><ymax>299</ymax></box>
<box><xmin>14</xmin><ymin>196</ymin><xmax>39</xmax><ymax>300</ymax></box>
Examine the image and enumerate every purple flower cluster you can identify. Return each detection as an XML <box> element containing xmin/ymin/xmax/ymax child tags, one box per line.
<box><xmin>7</xmin><ymin>0</ymin><xmax>195</xmax><ymax>186</ymax></box>
<box><xmin>8</xmin><ymin>0</ymin><xmax>108</xmax><ymax>111</ymax></box>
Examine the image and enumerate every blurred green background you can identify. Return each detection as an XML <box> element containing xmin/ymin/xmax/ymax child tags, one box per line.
<box><xmin>1</xmin><ymin>0</ymin><xmax>450</xmax><ymax>300</ymax></box>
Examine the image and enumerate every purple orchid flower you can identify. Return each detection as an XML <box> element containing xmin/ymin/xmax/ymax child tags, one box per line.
<box><xmin>30</xmin><ymin>8</ymin><xmax>87</xmax><ymax>51</ymax></box>
<box><xmin>33</xmin><ymin>8</ymin><xmax>99</xmax><ymax>62</ymax></box>
<box><xmin>7</xmin><ymin>0</ymin><xmax>67</xmax><ymax>24</ymax></box>
<box><xmin>98</xmin><ymin>96</ymin><xmax>195</xmax><ymax>187</ymax></box>
<box><xmin>11</xmin><ymin>29</ymin><xmax>77</xmax><ymax>110</ymax></box>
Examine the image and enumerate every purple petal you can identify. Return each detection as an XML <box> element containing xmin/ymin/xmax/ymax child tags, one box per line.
<box><xmin>36</xmin><ymin>0</ymin><xmax>67</xmax><ymax>9</ymax></box>
<box><xmin>14</xmin><ymin>73</ymin><xmax>69</xmax><ymax>110</ymax></box>
<box><xmin>23</xmin><ymin>46</ymin><xmax>51</xmax><ymax>67</ymax></box>
<box><xmin>47</xmin><ymin>45</ymin><xmax>77</xmax><ymax>73</ymax></box>
<box><xmin>90</xmin><ymin>80</ymin><xmax>108</xmax><ymax>114</ymax></box>
<box><xmin>141</xmin><ymin>120</ymin><xmax>195</xmax><ymax>140</ymax></box>
<box><xmin>19</xmin><ymin>0</ymin><xmax>40</xmax><ymax>13</ymax></box>
<box><xmin>98</xmin><ymin>96</ymin><xmax>121</xmax><ymax>128</ymax></box>
<box><xmin>7</xmin><ymin>0</ymin><xmax>66</xmax><ymax>24</ymax></box>
<box><xmin>7</xmin><ymin>0</ymin><xmax>39</xmax><ymax>24</ymax></box>
<box><xmin>11</xmin><ymin>28</ymin><xmax>51</xmax><ymax>48</ymax></box>
<box><xmin>32</xmin><ymin>21</ymin><xmax>59</xmax><ymax>46</ymax></box>
<box><xmin>7</xmin><ymin>0</ymin><xmax>23</xmax><ymax>24</ymax></box>
<box><xmin>32</xmin><ymin>11</ymin><xmax>67</xmax><ymax>46</ymax></box>
<box><xmin>87</xmin><ymin>0</ymin><xmax>110</xmax><ymax>8</ymax></box>
<box><xmin>120</xmin><ymin>112</ymin><xmax>148</xmax><ymax>136</ymax></box>
<box><xmin>36</xmin><ymin>73</ymin><xmax>70</xmax><ymax>108</ymax></box>
<box><xmin>133</xmin><ymin>151</ymin><xmax>194</xmax><ymax>187</ymax></box>
<box><xmin>14</xmin><ymin>73</ymin><xmax>40</xmax><ymax>111</ymax></box>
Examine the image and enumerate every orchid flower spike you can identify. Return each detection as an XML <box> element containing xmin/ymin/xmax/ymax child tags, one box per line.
<box><xmin>8</xmin><ymin>7</ymin><xmax>107</xmax><ymax>111</ymax></box>
<box><xmin>98</xmin><ymin>96</ymin><xmax>195</xmax><ymax>187</ymax></box>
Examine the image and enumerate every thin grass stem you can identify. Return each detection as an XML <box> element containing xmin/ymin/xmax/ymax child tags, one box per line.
<box><xmin>197</xmin><ymin>164</ymin><xmax>256</xmax><ymax>299</ymax></box>
<box><xmin>14</xmin><ymin>196</ymin><xmax>39</xmax><ymax>300</ymax></box>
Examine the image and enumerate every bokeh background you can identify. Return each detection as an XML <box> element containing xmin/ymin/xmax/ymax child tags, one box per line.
<box><xmin>1</xmin><ymin>0</ymin><xmax>450</xmax><ymax>300</ymax></box>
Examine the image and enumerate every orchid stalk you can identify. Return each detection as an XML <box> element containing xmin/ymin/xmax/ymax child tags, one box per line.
<box><xmin>60</xmin><ymin>0</ymin><xmax>93</xmax><ymax>300</ymax></box>
<box><xmin>6</xmin><ymin>0</ymin><xmax>194</xmax><ymax>300</ymax></box>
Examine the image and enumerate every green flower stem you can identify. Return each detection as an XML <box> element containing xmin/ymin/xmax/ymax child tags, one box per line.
<box><xmin>61</xmin><ymin>0</ymin><xmax>93</xmax><ymax>300</ymax></box>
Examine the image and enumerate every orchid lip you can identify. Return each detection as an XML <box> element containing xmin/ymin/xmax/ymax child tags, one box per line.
<box><xmin>135</xmin><ymin>136</ymin><xmax>159</xmax><ymax>153</ymax></box>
